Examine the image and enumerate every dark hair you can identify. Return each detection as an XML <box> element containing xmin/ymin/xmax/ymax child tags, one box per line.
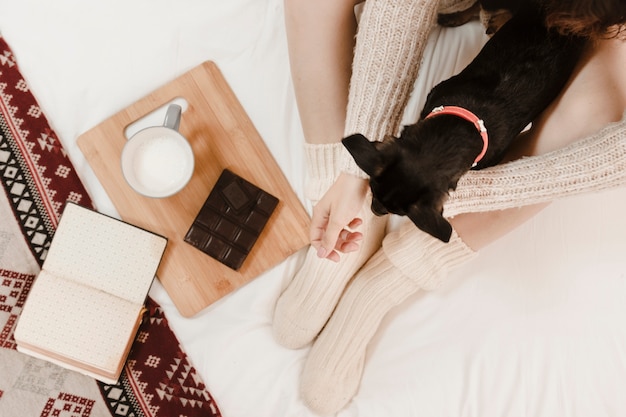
<box><xmin>543</xmin><ymin>0</ymin><xmax>626</xmax><ymax>40</ymax></box>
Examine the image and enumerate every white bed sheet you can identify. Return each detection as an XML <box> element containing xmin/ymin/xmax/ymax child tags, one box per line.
<box><xmin>1</xmin><ymin>1</ymin><xmax>625</xmax><ymax>416</ymax></box>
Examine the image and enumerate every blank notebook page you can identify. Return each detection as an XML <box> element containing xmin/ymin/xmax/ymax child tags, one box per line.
<box><xmin>42</xmin><ymin>203</ymin><xmax>167</xmax><ymax>305</ymax></box>
<box><xmin>15</xmin><ymin>269</ymin><xmax>139</xmax><ymax>372</ymax></box>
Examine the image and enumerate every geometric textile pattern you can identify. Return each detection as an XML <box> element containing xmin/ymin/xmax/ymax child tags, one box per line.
<box><xmin>99</xmin><ymin>298</ymin><xmax>222</xmax><ymax>417</ymax></box>
<box><xmin>0</xmin><ymin>35</ymin><xmax>221</xmax><ymax>417</ymax></box>
<box><xmin>41</xmin><ymin>393</ymin><xmax>95</xmax><ymax>417</ymax></box>
<box><xmin>0</xmin><ymin>99</ymin><xmax>54</xmax><ymax>265</ymax></box>
<box><xmin>0</xmin><ymin>268</ymin><xmax>35</xmax><ymax>350</ymax></box>
<box><xmin>0</xmin><ymin>37</ymin><xmax>92</xmax><ymax>265</ymax></box>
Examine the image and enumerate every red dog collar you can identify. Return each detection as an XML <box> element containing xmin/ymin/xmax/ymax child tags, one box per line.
<box><xmin>426</xmin><ymin>105</ymin><xmax>489</xmax><ymax>167</ymax></box>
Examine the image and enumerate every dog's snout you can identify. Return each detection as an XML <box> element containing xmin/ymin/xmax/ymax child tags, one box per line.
<box><xmin>371</xmin><ymin>199</ymin><xmax>388</xmax><ymax>216</ymax></box>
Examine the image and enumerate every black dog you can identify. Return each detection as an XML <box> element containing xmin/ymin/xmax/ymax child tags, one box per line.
<box><xmin>342</xmin><ymin>1</ymin><xmax>585</xmax><ymax>242</ymax></box>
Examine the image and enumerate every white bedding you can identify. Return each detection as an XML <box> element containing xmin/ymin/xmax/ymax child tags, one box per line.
<box><xmin>1</xmin><ymin>1</ymin><xmax>625</xmax><ymax>416</ymax></box>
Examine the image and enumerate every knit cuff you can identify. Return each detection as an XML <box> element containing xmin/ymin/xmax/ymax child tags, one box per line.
<box><xmin>304</xmin><ymin>142</ymin><xmax>346</xmax><ymax>201</ymax></box>
<box><xmin>339</xmin><ymin>146</ymin><xmax>370</xmax><ymax>179</ymax></box>
<box><xmin>382</xmin><ymin>221</ymin><xmax>476</xmax><ymax>290</ymax></box>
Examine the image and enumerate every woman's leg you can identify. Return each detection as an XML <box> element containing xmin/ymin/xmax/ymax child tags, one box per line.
<box><xmin>284</xmin><ymin>0</ymin><xmax>361</xmax><ymax>146</ymax></box>
<box><xmin>275</xmin><ymin>0</ymin><xmax>484</xmax><ymax>349</ymax></box>
<box><xmin>274</xmin><ymin>0</ymin><xmax>469</xmax><ymax>348</ymax></box>
<box><xmin>273</xmin><ymin>0</ymin><xmax>388</xmax><ymax>349</ymax></box>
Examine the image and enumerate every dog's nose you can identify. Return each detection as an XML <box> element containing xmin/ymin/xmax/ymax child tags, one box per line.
<box><xmin>371</xmin><ymin>200</ymin><xmax>388</xmax><ymax>216</ymax></box>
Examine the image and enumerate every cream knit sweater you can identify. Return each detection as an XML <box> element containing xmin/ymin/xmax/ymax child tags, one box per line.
<box><xmin>341</xmin><ymin>0</ymin><xmax>626</xmax><ymax>215</ymax></box>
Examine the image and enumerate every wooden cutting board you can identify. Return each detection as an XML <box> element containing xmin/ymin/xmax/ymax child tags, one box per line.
<box><xmin>77</xmin><ymin>61</ymin><xmax>310</xmax><ymax>317</ymax></box>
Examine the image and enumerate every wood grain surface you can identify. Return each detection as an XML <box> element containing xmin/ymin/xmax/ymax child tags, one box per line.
<box><xmin>77</xmin><ymin>61</ymin><xmax>310</xmax><ymax>317</ymax></box>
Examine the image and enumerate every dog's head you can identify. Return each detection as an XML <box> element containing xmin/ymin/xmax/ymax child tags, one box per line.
<box><xmin>343</xmin><ymin>133</ymin><xmax>458</xmax><ymax>242</ymax></box>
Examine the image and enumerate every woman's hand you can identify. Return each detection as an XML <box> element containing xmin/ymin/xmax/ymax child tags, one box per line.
<box><xmin>310</xmin><ymin>173</ymin><xmax>370</xmax><ymax>262</ymax></box>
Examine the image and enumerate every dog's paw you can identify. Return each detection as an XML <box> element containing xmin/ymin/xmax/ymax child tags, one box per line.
<box><xmin>437</xmin><ymin>1</ymin><xmax>480</xmax><ymax>27</ymax></box>
<box><xmin>480</xmin><ymin>8</ymin><xmax>514</xmax><ymax>35</ymax></box>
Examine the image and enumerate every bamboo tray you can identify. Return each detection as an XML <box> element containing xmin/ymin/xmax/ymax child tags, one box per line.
<box><xmin>77</xmin><ymin>61</ymin><xmax>310</xmax><ymax>317</ymax></box>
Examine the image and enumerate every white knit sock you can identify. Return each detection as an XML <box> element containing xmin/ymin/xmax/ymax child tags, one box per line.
<box><xmin>273</xmin><ymin>143</ymin><xmax>387</xmax><ymax>349</ymax></box>
<box><xmin>300</xmin><ymin>222</ymin><xmax>475</xmax><ymax>414</ymax></box>
<box><xmin>444</xmin><ymin>114</ymin><xmax>626</xmax><ymax>218</ymax></box>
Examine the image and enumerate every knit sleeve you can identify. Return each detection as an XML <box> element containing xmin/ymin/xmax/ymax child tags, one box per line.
<box><xmin>444</xmin><ymin>114</ymin><xmax>626</xmax><ymax>218</ymax></box>
<box><xmin>341</xmin><ymin>0</ymin><xmax>442</xmax><ymax>178</ymax></box>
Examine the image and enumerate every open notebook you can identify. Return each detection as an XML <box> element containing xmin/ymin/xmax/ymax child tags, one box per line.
<box><xmin>14</xmin><ymin>202</ymin><xmax>167</xmax><ymax>384</ymax></box>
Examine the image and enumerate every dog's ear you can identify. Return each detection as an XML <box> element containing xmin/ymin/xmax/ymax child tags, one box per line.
<box><xmin>342</xmin><ymin>134</ymin><xmax>384</xmax><ymax>177</ymax></box>
<box><xmin>407</xmin><ymin>203</ymin><xmax>453</xmax><ymax>243</ymax></box>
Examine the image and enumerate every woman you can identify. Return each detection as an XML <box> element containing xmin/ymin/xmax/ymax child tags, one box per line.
<box><xmin>275</xmin><ymin>0</ymin><xmax>626</xmax><ymax>413</ymax></box>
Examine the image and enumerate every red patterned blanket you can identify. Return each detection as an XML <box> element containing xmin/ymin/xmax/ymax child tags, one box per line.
<box><xmin>0</xmin><ymin>36</ymin><xmax>221</xmax><ymax>417</ymax></box>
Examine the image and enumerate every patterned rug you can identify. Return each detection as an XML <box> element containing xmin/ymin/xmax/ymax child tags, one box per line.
<box><xmin>0</xmin><ymin>36</ymin><xmax>222</xmax><ymax>417</ymax></box>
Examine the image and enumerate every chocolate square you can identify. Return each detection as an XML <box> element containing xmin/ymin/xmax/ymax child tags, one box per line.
<box><xmin>221</xmin><ymin>180</ymin><xmax>252</xmax><ymax>212</ymax></box>
<box><xmin>184</xmin><ymin>169</ymin><xmax>279</xmax><ymax>270</ymax></box>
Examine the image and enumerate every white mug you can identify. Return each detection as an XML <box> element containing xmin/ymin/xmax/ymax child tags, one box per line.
<box><xmin>121</xmin><ymin>104</ymin><xmax>194</xmax><ymax>198</ymax></box>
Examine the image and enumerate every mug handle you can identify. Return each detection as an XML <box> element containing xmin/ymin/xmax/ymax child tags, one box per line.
<box><xmin>163</xmin><ymin>104</ymin><xmax>182</xmax><ymax>131</ymax></box>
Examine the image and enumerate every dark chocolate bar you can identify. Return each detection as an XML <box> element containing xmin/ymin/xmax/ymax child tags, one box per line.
<box><xmin>184</xmin><ymin>169</ymin><xmax>279</xmax><ymax>270</ymax></box>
